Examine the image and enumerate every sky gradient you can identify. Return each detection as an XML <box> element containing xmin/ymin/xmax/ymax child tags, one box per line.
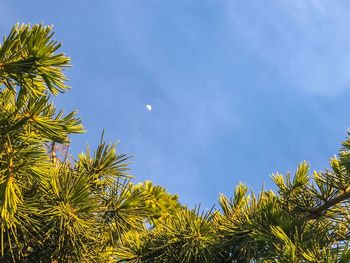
<box><xmin>1</xmin><ymin>1</ymin><xmax>350</xmax><ymax>208</ymax></box>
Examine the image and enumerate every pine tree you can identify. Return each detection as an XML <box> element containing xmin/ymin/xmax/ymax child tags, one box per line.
<box><xmin>2</xmin><ymin>23</ymin><xmax>350</xmax><ymax>263</ymax></box>
<box><xmin>116</xmin><ymin>144</ymin><xmax>350</xmax><ymax>262</ymax></box>
<box><xmin>0</xmin><ymin>24</ymin><xmax>181</xmax><ymax>262</ymax></box>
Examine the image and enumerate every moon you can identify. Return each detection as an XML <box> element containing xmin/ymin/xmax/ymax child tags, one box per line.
<box><xmin>146</xmin><ymin>104</ymin><xmax>152</xmax><ymax>111</ymax></box>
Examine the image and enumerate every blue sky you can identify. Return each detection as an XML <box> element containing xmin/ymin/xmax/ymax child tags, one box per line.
<box><xmin>2</xmin><ymin>1</ymin><xmax>350</xmax><ymax>208</ymax></box>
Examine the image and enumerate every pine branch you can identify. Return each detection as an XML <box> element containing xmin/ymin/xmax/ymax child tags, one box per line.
<box><xmin>309</xmin><ymin>187</ymin><xmax>350</xmax><ymax>219</ymax></box>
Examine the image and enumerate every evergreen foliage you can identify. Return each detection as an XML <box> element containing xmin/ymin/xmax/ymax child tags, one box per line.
<box><xmin>0</xmin><ymin>24</ymin><xmax>179</xmax><ymax>262</ymax></box>
<box><xmin>1</xmin><ymin>24</ymin><xmax>350</xmax><ymax>262</ymax></box>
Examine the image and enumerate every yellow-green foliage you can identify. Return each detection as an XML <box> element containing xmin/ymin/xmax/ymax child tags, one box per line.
<box><xmin>2</xmin><ymin>24</ymin><xmax>350</xmax><ymax>262</ymax></box>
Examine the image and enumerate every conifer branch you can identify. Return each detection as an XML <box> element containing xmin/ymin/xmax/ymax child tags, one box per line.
<box><xmin>309</xmin><ymin>187</ymin><xmax>350</xmax><ymax>219</ymax></box>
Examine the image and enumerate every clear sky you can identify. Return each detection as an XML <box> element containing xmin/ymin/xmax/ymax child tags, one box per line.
<box><xmin>2</xmin><ymin>1</ymin><xmax>350</xmax><ymax>208</ymax></box>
